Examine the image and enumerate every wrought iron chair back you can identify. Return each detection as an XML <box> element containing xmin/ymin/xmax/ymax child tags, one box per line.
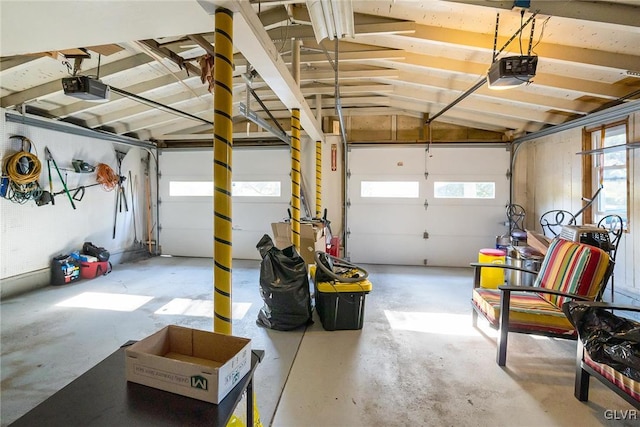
<box><xmin>506</xmin><ymin>204</ymin><xmax>525</xmax><ymax>233</ymax></box>
<box><xmin>539</xmin><ymin>209</ymin><xmax>576</xmax><ymax>238</ymax></box>
<box><xmin>597</xmin><ymin>214</ymin><xmax>624</xmax><ymax>301</ymax></box>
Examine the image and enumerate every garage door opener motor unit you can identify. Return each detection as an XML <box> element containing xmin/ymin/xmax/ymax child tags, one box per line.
<box><xmin>62</xmin><ymin>76</ymin><xmax>110</xmax><ymax>101</ymax></box>
<box><xmin>487</xmin><ymin>56</ymin><xmax>538</xmax><ymax>89</ymax></box>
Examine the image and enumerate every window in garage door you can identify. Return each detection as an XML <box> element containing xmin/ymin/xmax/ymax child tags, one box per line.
<box><xmin>158</xmin><ymin>148</ymin><xmax>290</xmax><ymax>259</ymax></box>
<box><xmin>348</xmin><ymin>146</ymin><xmax>509</xmax><ymax>266</ymax></box>
<box><xmin>169</xmin><ymin>181</ymin><xmax>281</xmax><ymax>197</ymax></box>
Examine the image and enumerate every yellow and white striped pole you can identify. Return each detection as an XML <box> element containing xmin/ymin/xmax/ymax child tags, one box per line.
<box><xmin>291</xmin><ymin>109</ymin><xmax>302</xmax><ymax>250</ymax></box>
<box><xmin>213</xmin><ymin>7</ymin><xmax>233</xmax><ymax>335</ymax></box>
<box><xmin>315</xmin><ymin>140</ymin><xmax>322</xmax><ymax>218</ymax></box>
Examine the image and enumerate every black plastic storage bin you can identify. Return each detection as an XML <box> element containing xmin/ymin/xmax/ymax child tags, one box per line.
<box><xmin>315</xmin><ymin>280</ymin><xmax>372</xmax><ymax>331</ymax></box>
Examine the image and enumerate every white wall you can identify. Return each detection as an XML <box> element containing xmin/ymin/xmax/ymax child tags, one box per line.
<box><xmin>0</xmin><ymin>109</ymin><xmax>153</xmax><ymax>298</ymax></box>
<box><xmin>300</xmin><ymin>134</ymin><xmax>344</xmax><ymax>239</ymax></box>
<box><xmin>513</xmin><ymin>111</ymin><xmax>639</xmax><ymax>296</ymax></box>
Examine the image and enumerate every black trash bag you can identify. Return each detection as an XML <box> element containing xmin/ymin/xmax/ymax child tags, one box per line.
<box><xmin>564</xmin><ymin>302</ymin><xmax>640</xmax><ymax>382</ymax></box>
<box><xmin>255</xmin><ymin>234</ymin><xmax>312</xmax><ymax>330</ymax></box>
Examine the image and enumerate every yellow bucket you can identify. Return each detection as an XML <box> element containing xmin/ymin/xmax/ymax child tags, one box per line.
<box><xmin>478</xmin><ymin>248</ymin><xmax>506</xmax><ymax>289</ymax></box>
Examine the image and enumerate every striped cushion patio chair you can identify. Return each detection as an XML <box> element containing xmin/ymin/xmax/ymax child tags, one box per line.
<box><xmin>471</xmin><ymin>238</ymin><xmax>612</xmax><ymax>366</ymax></box>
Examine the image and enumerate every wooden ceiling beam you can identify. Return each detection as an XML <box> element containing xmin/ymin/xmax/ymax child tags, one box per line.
<box><xmin>0</xmin><ymin>55</ymin><xmax>41</xmax><ymax>72</ymax></box>
<box><xmin>387</xmin><ymin>69</ymin><xmax>603</xmax><ymax>114</ymax></box>
<box><xmin>106</xmin><ymin>100</ymin><xmax>215</xmax><ymax>135</ymax></box>
<box><xmin>84</xmin><ymin>84</ymin><xmax>212</xmax><ymax>128</ymax></box>
<box><xmin>299</xmin><ymin>69</ymin><xmax>398</xmax><ymax>81</ymax></box>
<box><xmin>387</xmin><ymin>86</ymin><xmax>568</xmax><ymax>126</ymax></box>
<box><xmin>384</xmin><ymin>52</ymin><xmax>632</xmax><ymax>100</ymax></box>
<box><xmin>49</xmin><ymin>71</ymin><xmax>197</xmax><ymax>118</ymax></box>
<box><xmin>266</xmin><ymin>20</ymin><xmax>415</xmax><ymax>42</ymax></box>
<box><xmin>441</xmin><ymin>0</ymin><xmax>640</xmax><ymax>28</ymax></box>
<box><xmin>138</xmin><ymin>39</ymin><xmax>200</xmax><ymax>75</ymax></box>
<box><xmin>187</xmin><ymin>34</ymin><xmax>215</xmax><ymax>57</ymax></box>
<box><xmin>257</xmin><ymin>4</ymin><xmax>290</xmax><ymax>28</ymax></box>
<box><xmin>298</xmin><ymin>50</ymin><xmax>405</xmax><ymax>64</ymax></box>
<box><xmin>398</xmin><ymin>23</ymin><xmax>640</xmax><ymax>73</ymax></box>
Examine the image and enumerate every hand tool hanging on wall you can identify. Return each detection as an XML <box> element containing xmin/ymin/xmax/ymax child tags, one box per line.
<box><xmin>112</xmin><ymin>150</ymin><xmax>128</xmax><ymax>239</ymax></box>
<box><xmin>71</xmin><ymin>159</ymin><xmax>96</xmax><ymax>173</ymax></box>
<box><xmin>35</xmin><ymin>163</ymin><xmax>121</xmax><ymax>206</ymax></box>
<box><xmin>44</xmin><ymin>146</ymin><xmax>76</xmax><ymax>209</ymax></box>
<box><xmin>52</xmin><ymin>182</ymin><xmax>103</xmax><ymax>201</ymax></box>
<box><xmin>46</xmin><ymin>150</ymin><xmax>55</xmax><ymax>205</ymax></box>
<box><xmin>117</xmin><ymin>175</ymin><xmax>129</xmax><ymax>212</ymax></box>
<box><xmin>2</xmin><ymin>135</ymin><xmax>44</xmax><ymax>204</ymax></box>
<box><xmin>144</xmin><ymin>153</ymin><xmax>153</xmax><ymax>252</ymax></box>
<box><xmin>129</xmin><ymin>170</ymin><xmax>139</xmax><ymax>246</ymax></box>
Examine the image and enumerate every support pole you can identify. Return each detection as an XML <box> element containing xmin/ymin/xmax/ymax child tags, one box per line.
<box><xmin>315</xmin><ymin>140</ymin><xmax>322</xmax><ymax>218</ymax></box>
<box><xmin>213</xmin><ymin>7</ymin><xmax>233</xmax><ymax>335</ymax></box>
<box><xmin>315</xmin><ymin>93</ymin><xmax>323</xmax><ymax>218</ymax></box>
<box><xmin>291</xmin><ymin>108</ymin><xmax>302</xmax><ymax>251</ymax></box>
<box><xmin>291</xmin><ymin>39</ymin><xmax>302</xmax><ymax>251</ymax></box>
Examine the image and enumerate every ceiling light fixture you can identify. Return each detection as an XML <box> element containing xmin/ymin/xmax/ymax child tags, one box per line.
<box><xmin>306</xmin><ymin>0</ymin><xmax>355</xmax><ymax>44</ymax></box>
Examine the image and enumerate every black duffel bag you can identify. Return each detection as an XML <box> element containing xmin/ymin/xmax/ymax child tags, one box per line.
<box><xmin>83</xmin><ymin>242</ymin><xmax>110</xmax><ymax>262</ymax></box>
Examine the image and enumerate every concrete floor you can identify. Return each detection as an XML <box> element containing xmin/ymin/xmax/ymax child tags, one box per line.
<box><xmin>1</xmin><ymin>256</ymin><xmax>636</xmax><ymax>426</ymax></box>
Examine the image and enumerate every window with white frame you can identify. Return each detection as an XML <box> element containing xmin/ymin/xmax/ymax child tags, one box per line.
<box><xmin>587</xmin><ymin>122</ymin><xmax>628</xmax><ymax>230</ymax></box>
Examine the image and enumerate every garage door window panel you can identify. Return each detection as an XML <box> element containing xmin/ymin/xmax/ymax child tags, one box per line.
<box><xmin>434</xmin><ymin>181</ymin><xmax>495</xmax><ymax>199</ymax></box>
<box><xmin>169</xmin><ymin>180</ymin><xmax>282</xmax><ymax>197</ymax></box>
<box><xmin>361</xmin><ymin>181</ymin><xmax>420</xmax><ymax>199</ymax></box>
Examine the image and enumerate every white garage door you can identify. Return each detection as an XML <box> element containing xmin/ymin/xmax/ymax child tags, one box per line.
<box><xmin>348</xmin><ymin>145</ymin><xmax>510</xmax><ymax>266</ymax></box>
<box><xmin>158</xmin><ymin>148</ymin><xmax>291</xmax><ymax>259</ymax></box>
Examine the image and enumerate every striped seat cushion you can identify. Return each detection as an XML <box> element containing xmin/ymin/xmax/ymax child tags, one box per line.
<box><xmin>584</xmin><ymin>352</ymin><xmax>640</xmax><ymax>403</ymax></box>
<box><xmin>472</xmin><ymin>288</ymin><xmax>576</xmax><ymax>335</ymax></box>
<box><xmin>534</xmin><ymin>239</ymin><xmax>610</xmax><ymax>307</ymax></box>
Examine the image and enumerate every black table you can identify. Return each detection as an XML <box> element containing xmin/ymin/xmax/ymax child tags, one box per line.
<box><xmin>10</xmin><ymin>342</ymin><xmax>264</xmax><ymax>426</ymax></box>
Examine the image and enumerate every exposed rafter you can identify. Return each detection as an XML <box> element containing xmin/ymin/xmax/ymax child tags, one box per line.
<box><xmin>441</xmin><ymin>0</ymin><xmax>640</xmax><ymax>28</ymax></box>
<box><xmin>1</xmin><ymin>0</ymin><xmax>637</xmax><ymax>142</ymax></box>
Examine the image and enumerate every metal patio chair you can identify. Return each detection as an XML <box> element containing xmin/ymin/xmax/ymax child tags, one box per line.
<box><xmin>539</xmin><ymin>209</ymin><xmax>576</xmax><ymax>238</ymax></box>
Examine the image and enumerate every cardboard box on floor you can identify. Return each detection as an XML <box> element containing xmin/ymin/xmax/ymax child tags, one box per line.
<box><xmin>125</xmin><ymin>325</ymin><xmax>251</xmax><ymax>404</ymax></box>
<box><xmin>271</xmin><ymin>221</ymin><xmax>326</xmax><ymax>264</ymax></box>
